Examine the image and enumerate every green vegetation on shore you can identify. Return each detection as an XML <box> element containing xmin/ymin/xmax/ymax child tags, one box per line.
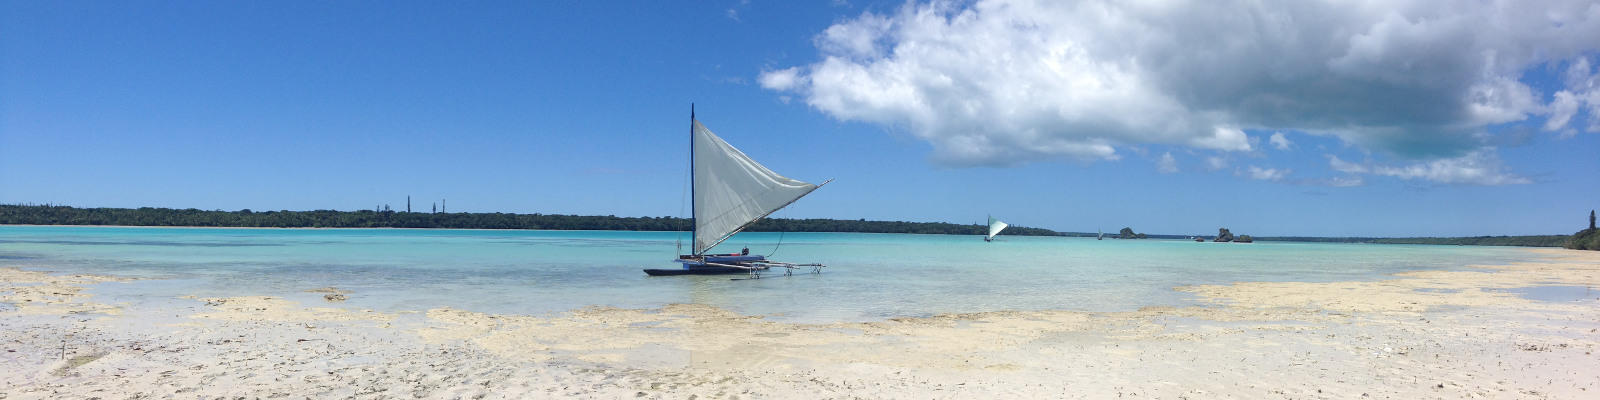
<box><xmin>1565</xmin><ymin>229</ymin><xmax>1599</xmax><ymax>250</ymax></box>
<box><xmin>1367</xmin><ymin>236</ymin><xmax>1573</xmax><ymax>247</ymax></box>
<box><xmin>0</xmin><ymin>204</ymin><xmax>1060</xmax><ymax>236</ymax></box>
<box><xmin>1249</xmin><ymin>235</ymin><xmax>1571</xmax><ymax>247</ymax></box>
<box><xmin>5</xmin><ymin>204</ymin><xmax>1592</xmax><ymax>248</ymax></box>
<box><xmin>1566</xmin><ymin>210</ymin><xmax>1599</xmax><ymax>250</ymax></box>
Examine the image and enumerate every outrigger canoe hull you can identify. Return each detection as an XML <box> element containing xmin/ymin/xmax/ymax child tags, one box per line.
<box><xmin>644</xmin><ymin>254</ymin><xmax>767</xmax><ymax>276</ymax></box>
<box><xmin>643</xmin><ymin>265</ymin><xmax>759</xmax><ymax>276</ymax></box>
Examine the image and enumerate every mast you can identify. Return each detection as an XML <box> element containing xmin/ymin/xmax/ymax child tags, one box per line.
<box><xmin>689</xmin><ymin>103</ymin><xmax>697</xmax><ymax>256</ymax></box>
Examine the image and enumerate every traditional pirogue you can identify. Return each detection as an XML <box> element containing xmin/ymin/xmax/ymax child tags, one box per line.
<box><xmin>643</xmin><ymin>106</ymin><xmax>829</xmax><ymax>278</ymax></box>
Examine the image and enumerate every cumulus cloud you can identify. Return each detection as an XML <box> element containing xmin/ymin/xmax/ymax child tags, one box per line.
<box><xmin>1325</xmin><ymin>150</ymin><xmax>1529</xmax><ymax>185</ymax></box>
<box><xmin>1545</xmin><ymin>57</ymin><xmax>1600</xmax><ymax>137</ymax></box>
<box><xmin>1192</xmin><ymin>127</ymin><xmax>1252</xmax><ymax>152</ymax></box>
<box><xmin>758</xmin><ymin>67</ymin><xmax>804</xmax><ymax>91</ymax></box>
<box><xmin>1269</xmin><ymin>132</ymin><xmax>1293</xmax><ymax>150</ymax></box>
<box><xmin>816</xmin><ymin>12</ymin><xmax>893</xmax><ymax>59</ymax></box>
<box><xmin>1246</xmin><ymin>166</ymin><xmax>1290</xmax><ymax>181</ymax></box>
<box><xmin>1156</xmin><ymin>152</ymin><xmax>1178</xmax><ymax>173</ymax></box>
<box><xmin>762</xmin><ymin>0</ymin><xmax>1600</xmax><ymax>180</ymax></box>
<box><xmin>1546</xmin><ymin>91</ymin><xmax>1581</xmax><ymax>134</ymax></box>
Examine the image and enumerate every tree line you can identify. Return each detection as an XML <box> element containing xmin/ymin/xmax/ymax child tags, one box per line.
<box><xmin>0</xmin><ymin>205</ymin><xmax>1060</xmax><ymax>236</ymax></box>
<box><xmin>1566</xmin><ymin>210</ymin><xmax>1599</xmax><ymax>250</ymax></box>
<box><xmin>5</xmin><ymin>204</ymin><xmax>1588</xmax><ymax>247</ymax></box>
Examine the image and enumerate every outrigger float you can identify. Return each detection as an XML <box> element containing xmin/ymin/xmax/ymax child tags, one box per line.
<box><xmin>643</xmin><ymin>106</ymin><xmax>830</xmax><ymax>279</ymax></box>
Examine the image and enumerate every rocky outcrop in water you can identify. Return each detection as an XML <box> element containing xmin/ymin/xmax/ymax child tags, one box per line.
<box><xmin>1214</xmin><ymin>228</ymin><xmax>1235</xmax><ymax>242</ymax></box>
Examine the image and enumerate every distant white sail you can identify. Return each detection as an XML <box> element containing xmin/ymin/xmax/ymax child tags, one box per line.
<box><xmin>692</xmin><ymin>120</ymin><xmax>820</xmax><ymax>255</ymax></box>
<box><xmin>987</xmin><ymin>215</ymin><xmax>1009</xmax><ymax>240</ymax></box>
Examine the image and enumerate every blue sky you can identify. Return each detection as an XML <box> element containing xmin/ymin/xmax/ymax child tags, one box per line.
<box><xmin>3</xmin><ymin>1</ymin><xmax>1597</xmax><ymax>237</ymax></box>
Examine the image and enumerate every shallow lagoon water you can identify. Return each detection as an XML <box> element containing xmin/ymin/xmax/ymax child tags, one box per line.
<box><xmin>1499</xmin><ymin>285</ymin><xmax>1599</xmax><ymax>302</ymax></box>
<box><xmin>0</xmin><ymin>226</ymin><xmax>1546</xmax><ymax>323</ymax></box>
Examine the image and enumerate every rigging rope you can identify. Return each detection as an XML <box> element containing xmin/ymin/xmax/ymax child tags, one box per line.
<box><xmin>766</xmin><ymin>230</ymin><xmax>786</xmax><ymax>258</ymax></box>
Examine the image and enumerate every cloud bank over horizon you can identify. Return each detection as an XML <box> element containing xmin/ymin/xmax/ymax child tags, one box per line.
<box><xmin>762</xmin><ymin>0</ymin><xmax>1600</xmax><ymax>185</ymax></box>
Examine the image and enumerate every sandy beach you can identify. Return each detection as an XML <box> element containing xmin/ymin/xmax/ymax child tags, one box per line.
<box><xmin>2</xmin><ymin>248</ymin><xmax>1597</xmax><ymax>399</ymax></box>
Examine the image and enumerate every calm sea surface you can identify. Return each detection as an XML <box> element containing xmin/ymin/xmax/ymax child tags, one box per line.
<box><xmin>0</xmin><ymin>226</ymin><xmax>1544</xmax><ymax>323</ymax></box>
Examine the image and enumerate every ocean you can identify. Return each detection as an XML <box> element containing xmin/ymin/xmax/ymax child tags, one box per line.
<box><xmin>0</xmin><ymin>225</ymin><xmax>1545</xmax><ymax>323</ymax></box>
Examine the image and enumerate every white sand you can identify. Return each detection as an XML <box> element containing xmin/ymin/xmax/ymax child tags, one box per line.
<box><xmin>2</xmin><ymin>248</ymin><xmax>1597</xmax><ymax>398</ymax></box>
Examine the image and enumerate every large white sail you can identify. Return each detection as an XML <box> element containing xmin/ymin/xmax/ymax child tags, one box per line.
<box><xmin>987</xmin><ymin>215</ymin><xmax>1008</xmax><ymax>240</ymax></box>
<box><xmin>692</xmin><ymin>119</ymin><xmax>819</xmax><ymax>255</ymax></box>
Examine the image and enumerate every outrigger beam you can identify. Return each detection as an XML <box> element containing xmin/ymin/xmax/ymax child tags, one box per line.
<box><xmin>728</xmin><ymin>261</ymin><xmax>826</xmax><ymax>280</ymax></box>
<box><xmin>703</xmin><ymin>262</ymin><xmax>762</xmax><ymax>270</ymax></box>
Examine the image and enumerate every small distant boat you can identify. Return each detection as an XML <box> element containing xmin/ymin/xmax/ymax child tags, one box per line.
<box><xmin>985</xmin><ymin>215</ymin><xmax>1009</xmax><ymax>242</ymax></box>
<box><xmin>643</xmin><ymin>106</ymin><xmax>829</xmax><ymax>278</ymax></box>
<box><xmin>1097</xmin><ymin>228</ymin><xmax>1103</xmax><ymax>240</ymax></box>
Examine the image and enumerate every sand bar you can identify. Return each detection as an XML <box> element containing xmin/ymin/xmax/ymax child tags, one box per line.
<box><xmin>2</xmin><ymin>249</ymin><xmax>1596</xmax><ymax>398</ymax></box>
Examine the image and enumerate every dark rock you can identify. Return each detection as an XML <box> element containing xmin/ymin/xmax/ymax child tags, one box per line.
<box><xmin>1214</xmin><ymin>228</ymin><xmax>1234</xmax><ymax>242</ymax></box>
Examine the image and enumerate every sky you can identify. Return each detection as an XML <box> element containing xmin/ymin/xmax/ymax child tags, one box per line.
<box><xmin>2</xmin><ymin>0</ymin><xmax>1598</xmax><ymax>237</ymax></box>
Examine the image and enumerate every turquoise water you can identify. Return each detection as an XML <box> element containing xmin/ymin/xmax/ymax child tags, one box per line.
<box><xmin>0</xmin><ymin>225</ymin><xmax>1545</xmax><ymax>323</ymax></box>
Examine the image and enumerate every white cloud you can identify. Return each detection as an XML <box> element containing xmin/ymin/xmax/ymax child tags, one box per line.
<box><xmin>1327</xmin><ymin>149</ymin><xmax>1529</xmax><ymax>186</ymax></box>
<box><xmin>1565</xmin><ymin>57</ymin><xmax>1594</xmax><ymax>87</ymax></box>
<box><xmin>726</xmin><ymin>0</ymin><xmax>751</xmax><ymax>22</ymax></box>
<box><xmin>1369</xmin><ymin>151</ymin><xmax>1531</xmax><ymax>185</ymax></box>
<box><xmin>1327</xmin><ymin>155</ymin><xmax>1368</xmax><ymax>174</ymax></box>
<box><xmin>1205</xmin><ymin>156</ymin><xmax>1228</xmax><ymax>171</ymax></box>
<box><xmin>815</xmin><ymin>12</ymin><xmax>893</xmax><ymax>60</ymax></box>
<box><xmin>1156</xmin><ymin>152</ymin><xmax>1178</xmax><ymax>173</ymax></box>
<box><xmin>1326</xmin><ymin>176</ymin><xmax>1365</xmax><ymax>187</ymax></box>
<box><xmin>1547</xmin><ymin>57</ymin><xmax>1600</xmax><ymax>136</ymax></box>
<box><xmin>1191</xmin><ymin>127</ymin><xmax>1252</xmax><ymax>152</ymax></box>
<box><xmin>764</xmin><ymin>0</ymin><xmax>1600</xmax><ymax>169</ymax></box>
<box><xmin>1546</xmin><ymin>91</ymin><xmax>1580</xmax><ymax>133</ymax></box>
<box><xmin>1269</xmin><ymin>132</ymin><xmax>1293</xmax><ymax>150</ymax></box>
<box><xmin>758</xmin><ymin>67</ymin><xmax>804</xmax><ymax>91</ymax></box>
<box><xmin>1297</xmin><ymin>175</ymin><xmax>1366</xmax><ymax>187</ymax></box>
<box><xmin>1462</xmin><ymin>76</ymin><xmax>1542</xmax><ymax>127</ymax></box>
<box><xmin>1247</xmin><ymin>166</ymin><xmax>1290</xmax><ymax>181</ymax></box>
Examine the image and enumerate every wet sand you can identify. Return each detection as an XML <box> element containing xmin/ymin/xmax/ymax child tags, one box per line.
<box><xmin>2</xmin><ymin>248</ymin><xmax>1597</xmax><ymax>398</ymax></box>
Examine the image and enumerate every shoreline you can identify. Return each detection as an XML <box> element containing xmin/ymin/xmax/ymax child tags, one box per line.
<box><xmin>1</xmin><ymin>224</ymin><xmax>1571</xmax><ymax>246</ymax></box>
<box><xmin>0</xmin><ymin>224</ymin><xmax>1078</xmax><ymax>241</ymax></box>
<box><xmin>2</xmin><ymin>248</ymin><xmax>1596</xmax><ymax>398</ymax></box>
